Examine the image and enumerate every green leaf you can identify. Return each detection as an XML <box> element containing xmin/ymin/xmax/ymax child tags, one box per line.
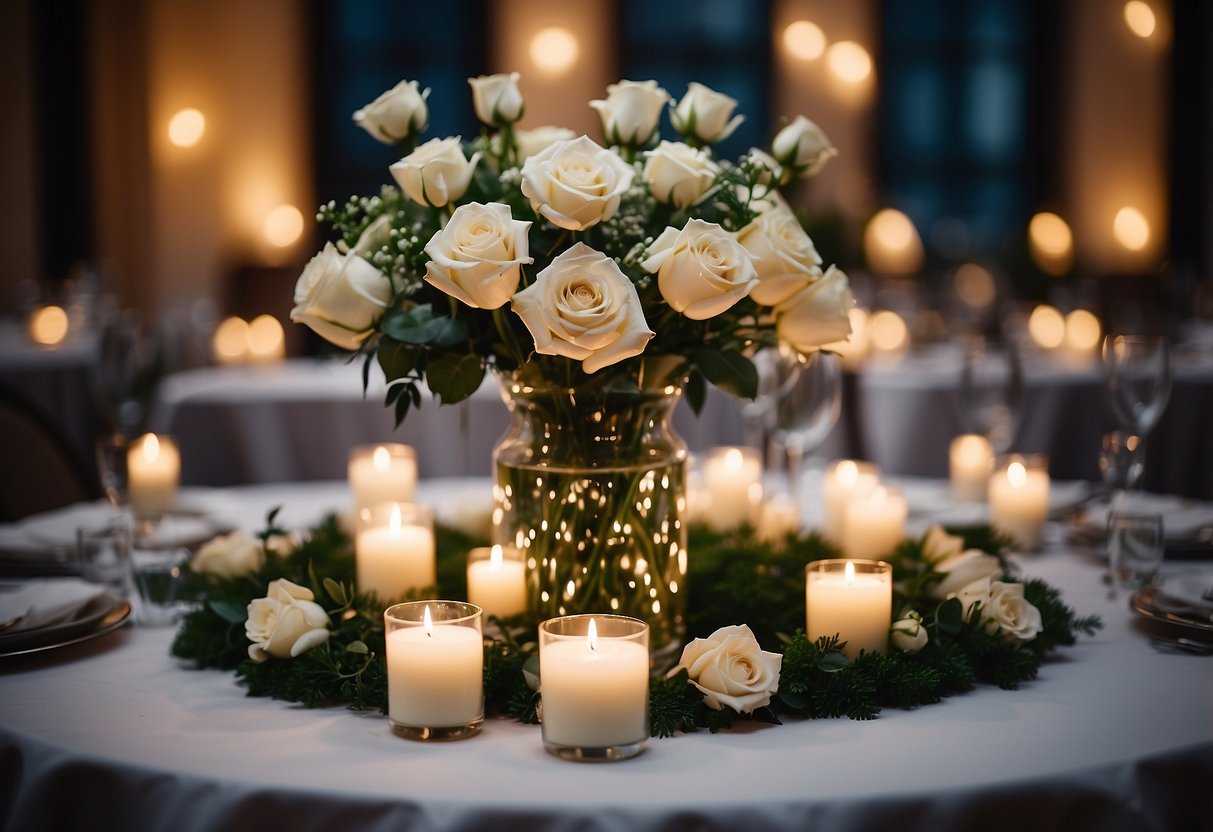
<box><xmin>377</xmin><ymin>337</ymin><xmax>420</xmax><ymax>382</ymax></box>
<box><xmin>691</xmin><ymin>349</ymin><xmax>758</xmax><ymax>399</ymax></box>
<box><xmin>322</xmin><ymin>577</ymin><xmax>348</xmax><ymax>606</ymax></box>
<box><xmin>936</xmin><ymin>597</ymin><xmax>964</xmax><ymax>635</ymax></box>
<box><xmin>777</xmin><ymin>689</ymin><xmax>809</xmax><ymax>711</ymax></box>
<box><xmin>684</xmin><ymin>368</ymin><xmax>706</xmax><ymax>414</ymax></box>
<box><xmin>426</xmin><ymin>353</ymin><xmax>485</xmax><ymax>404</ymax></box>
<box><xmin>816</xmin><ymin>652</ymin><xmax>850</xmax><ymax>673</ymax></box>
<box><xmin>346</xmin><ymin>640</ymin><xmax>369</xmax><ymax>655</ymax></box>
<box><xmin>209</xmin><ymin>599</ymin><xmax>247</xmax><ymax>624</ymax></box>
<box><xmin>381</xmin><ymin>305</ymin><xmax>467</xmax><ymax>346</ymax></box>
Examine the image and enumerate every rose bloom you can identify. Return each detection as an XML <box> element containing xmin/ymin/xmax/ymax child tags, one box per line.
<box><xmin>291</xmin><ymin>243</ymin><xmax>392</xmax><ymax>350</ymax></box>
<box><xmin>468</xmin><ymin>72</ymin><xmax>524</xmax><ymax>126</ymax></box>
<box><xmin>642</xmin><ymin>218</ymin><xmax>758</xmax><ymax>320</ymax></box>
<box><xmin>352</xmin><ymin>79</ymin><xmax>429</xmax><ymax>144</ymax></box>
<box><xmin>738</xmin><ymin>205</ymin><xmax>823</xmax><ymax>307</ymax></box>
<box><xmin>642</xmin><ymin>141</ymin><xmax>719</xmax><ymax>209</ymax></box>
<box><xmin>424</xmin><ymin>202</ymin><xmax>533</xmax><ymax>309</ymax></box>
<box><xmin>590</xmin><ymin>79</ymin><xmax>670</xmax><ymax>146</ymax></box>
<box><xmin>921</xmin><ymin>524</ymin><xmax>966</xmax><ymax>565</ymax></box>
<box><xmin>890</xmin><ymin>611</ymin><xmax>928</xmax><ymax>653</ymax></box>
<box><xmin>520</xmin><ymin>135</ymin><xmax>635</xmax><ymax>231</ymax></box>
<box><xmin>772</xmin><ymin>115</ymin><xmax>837</xmax><ymax>178</ymax></box>
<box><xmin>983</xmin><ymin>581</ymin><xmax>1043</xmax><ymax>642</ymax></box>
<box><xmin>511</xmin><ymin>242</ymin><xmax>654</xmax><ymax>374</ymax></box>
<box><xmin>245</xmin><ymin>579</ymin><xmax>331</xmax><ymax>662</ymax></box>
<box><xmin>744</xmin><ymin>148</ymin><xmax>784</xmax><ymax>187</ymax></box>
<box><xmin>389</xmin><ymin>136</ymin><xmax>480</xmax><ymax>208</ymax></box>
<box><xmin>191</xmin><ymin>531</ymin><xmax>264</xmax><ymax>579</ymax></box>
<box><xmin>930</xmin><ymin>548</ymin><xmax>1004</xmax><ymax>599</ymax></box>
<box><xmin>670</xmin><ymin>82</ymin><xmax>744</xmax><ymax>145</ymax></box>
<box><xmin>674</xmin><ymin>624</ymin><xmax>782</xmax><ymax>713</ymax></box>
<box><xmin>774</xmin><ymin>265</ymin><xmax>854</xmax><ymax>351</ymax></box>
<box><xmin>514</xmin><ymin>126</ymin><xmax>576</xmax><ymax>161</ymax></box>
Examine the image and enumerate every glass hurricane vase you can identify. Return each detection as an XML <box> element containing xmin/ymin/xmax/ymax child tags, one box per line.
<box><xmin>492</xmin><ymin>366</ymin><xmax>688</xmax><ymax>663</ymax></box>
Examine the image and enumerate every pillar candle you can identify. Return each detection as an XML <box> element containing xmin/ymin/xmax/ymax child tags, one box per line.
<box><xmin>466</xmin><ymin>545</ymin><xmax>527</xmax><ymax>619</ymax></box>
<box><xmin>821</xmin><ymin>460</ymin><xmax>879</xmax><ymax>543</ymax></box>
<box><xmin>806</xmin><ymin>559</ymin><xmax>893</xmax><ymax>660</ymax></box>
<box><xmin>349</xmin><ymin>444</ymin><xmax>417</xmax><ymax>510</ymax></box>
<box><xmin>988</xmin><ymin>455</ymin><xmax>1050</xmax><ymax>550</ymax></box>
<box><xmin>356</xmin><ymin>503</ymin><xmax>435</xmax><ymax>598</ymax></box>
<box><xmin>701</xmin><ymin>447</ymin><xmax>763</xmax><ymax>531</ymax></box>
<box><xmin>385</xmin><ymin>602</ymin><xmax>483</xmax><ymax>732</ymax></box>
<box><xmin>127</xmin><ymin>433</ymin><xmax>180</xmax><ymax>519</ymax></box>
<box><xmin>841</xmin><ymin>485</ymin><xmax>905</xmax><ymax>559</ymax></box>
<box><xmin>950</xmin><ymin>434</ymin><xmax>994</xmax><ymax>502</ymax></box>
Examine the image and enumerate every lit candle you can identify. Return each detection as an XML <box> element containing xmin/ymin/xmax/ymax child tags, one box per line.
<box><xmin>385</xmin><ymin>601</ymin><xmax>483</xmax><ymax>740</ymax></box>
<box><xmin>841</xmin><ymin>485</ymin><xmax>906</xmax><ymax>559</ymax></box>
<box><xmin>348</xmin><ymin>443</ymin><xmax>417</xmax><ymax>510</ymax></box>
<box><xmin>538</xmin><ymin>615</ymin><xmax>649</xmax><ymax>759</ymax></box>
<box><xmin>127</xmin><ymin>433</ymin><xmax>180</xmax><ymax>519</ymax></box>
<box><xmin>701</xmin><ymin>446</ymin><xmax>763</xmax><ymax>531</ymax></box>
<box><xmin>821</xmin><ymin>460</ymin><xmax>880</xmax><ymax>543</ymax></box>
<box><xmin>950</xmin><ymin>434</ymin><xmax>994</xmax><ymax>502</ymax></box>
<box><xmin>806</xmin><ymin>559</ymin><xmax>893</xmax><ymax>660</ymax></box>
<box><xmin>988</xmin><ymin>455</ymin><xmax>1050</xmax><ymax>550</ymax></box>
<box><xmin>466</xmin><ymin>544</ymin><xmax>527</xmax><ymax>619</ymax></box>
<box><xmin>355</xmin><ymin>503</ymin><xmax>435</xmax><ymax>598</ymax></box>
<box><xmin>756</xmin><ymin>493</ymin><xmax>802</xmax><ymax>543</ymax></box>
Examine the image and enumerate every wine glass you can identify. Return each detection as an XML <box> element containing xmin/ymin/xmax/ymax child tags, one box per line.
<box><xmin>1102</xmin><ymin>335</ymin><xmax>1171</xmax><ymax>490</ymax></box>
<box><xmin>743</xmin><ymin>346</ymin><xmax>803</xmax><ymax>469</ymax></box>
<box><xmin>773</xmin><ymin>346</ymin><xmax>843</xmax><ymax>502</ymax></box>
<box><xmin>959</xmin><ymin>337</ymin><xmax>1023</xmax><ymax>454</ymax></box>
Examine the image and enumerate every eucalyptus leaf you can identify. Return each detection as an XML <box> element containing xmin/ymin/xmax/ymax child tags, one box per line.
<box><xmin>381</xmin><ymin>305</ymin><xmax>467</xmax><ymax>346</ymax></box>
<box><xmin>936</xmin><ymin>597</ymin><xmax>964</xmax><ymax>635</ymax></box>
<box><xmin>777</xmin><ymin>690</ymin><xmax>808</xmax><ymax>711</ymax></box>
<box><xmin>208</xmin><ymin>599</ymin><xmax>247</xmax><ymax>624</ymax></box>
<box><xmin>346</xmin><ymin>640</ymin><xmax>369</xmax><ymax>655</ymax></box>
<box><xmin>322</xmin><ymin>577</ymin><xmax>347</xmax><ymax>606</ymax></box>
<box><xmin>816</xmin><ymin>651</ymin><xmax>850</xmax><ymax>673</ymax></box>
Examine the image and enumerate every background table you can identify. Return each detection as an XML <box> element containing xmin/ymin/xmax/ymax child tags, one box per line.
<box><xmin>1</xmin><ymin>480</ymin><xmax>1211</xmax><ymax>831</ymax></box>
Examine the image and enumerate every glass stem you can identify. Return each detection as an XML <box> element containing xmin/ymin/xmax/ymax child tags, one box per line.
<box><xmin>785</xmin><ymin>441</ymin><xmax>805</xmax><ymax>502</ymax></box>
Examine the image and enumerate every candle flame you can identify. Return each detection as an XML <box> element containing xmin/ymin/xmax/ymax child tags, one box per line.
<box><xmin>838</xmin><ymin>460</ymin><xmax>858</xmax><ymax>486</ymax></box>
<box><xmin>723</xmin><ymin>447</ymin><xmax>744</xmax><ymax>473</ymax></box>
<box><xmin>423</xmin><ymin>604</ymin><xmax>433</xmax><ymax>636</ymax></box>
<box><xmin>587</xmin><ymin>617</ymin><xmax>598</xmax><ymax>651</ymax></box>
<box><xmin>373</xmin><ymin>446</ymin><xmax>392</xmax><ymax>471</ymax></box>
<box><xmin>844</xmin><ymin>561</ymin><xmax>856</xmax><ymax>586</ymax></box>
<box><xmin>490</xmin><ymin>544</ymin><xmax>504</xmax><ymax>568</ymax></box>
<box><xmin>143</xmin><ymin>434</ymin><xmax>161</xmax><ymax>463</ymax></box>
<box><xmin>1008</xmin><ymin>461</ymin><xmax>1027</xmax><ymax>488</ymax></box>
<box><xmin>389</xmin><ymin>503</ymin><xmax>402</xmax><ymax>534</ymax></box>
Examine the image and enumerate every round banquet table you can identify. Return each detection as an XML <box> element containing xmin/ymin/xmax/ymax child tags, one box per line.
<box><xmin>1</xmin><ymin>481</ymin><xmax>1211</xmax><ymax>832</ymax></box>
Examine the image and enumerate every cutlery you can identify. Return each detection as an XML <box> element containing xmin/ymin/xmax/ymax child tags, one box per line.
<box><xmin>1201</xmin><ymin>587</ymin><xmax>1213</xmax><ymax>602</ymax></box>
<box><xmin>0</xmin><ymin>607</ymin><xmax>30</xmax><ymax>633</ymax></box>
<box><xmin>1150</xmin><ymin>636</ymin><xmax>1213</xmax><ymax>656</ymax></box>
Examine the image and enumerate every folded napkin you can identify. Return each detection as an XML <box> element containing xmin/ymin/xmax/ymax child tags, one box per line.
<box><xmin>1153</xmin><ymin>573</ymin><xmax>1213</xmax><ymax>622</ymax></box>
<box><xmin>0</xmin><ymin>579</ymin><xmax>108</xmax><ymax>634</ymax></box>
<box><xmin>1084</xmin><ymin>493</ymin><xmax>1213</xmax><ymax>541</ymax></box>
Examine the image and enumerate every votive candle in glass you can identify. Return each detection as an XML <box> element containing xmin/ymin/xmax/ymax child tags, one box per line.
<box><xmin>701</xmin><ymin>446</ymin><xmax>763</xmax><ymax>531</ymax></box>
<box><xmin>988</xmin><ymin>454</ymin><xmax>1050</xmax><ymax>550</ymax></box>
<box><xmin>806</xmin><ymin>559</ymin><xmax>893</xmax><ymax>660</ymax></box>
<box><xmin>949</xmin><ymin>434</ymin><xmax>994</xmax><ymax>502</ymax></box>
<box><xmin>466</xmin><ymin>544</ymin><xmax>527</xmax><ymax>620</ymax></box>
<box><xmin>355</xmin><ymin>502</ymin><xmax>435</xmax><ymax>599</ymax></box>
<box><xmin>384</xmin><ymin>600</ymin><xmax>483</xmax><ymax>741</ymax></box>
<box><xmin>841</xmin><ymin>484</ymin><xmax>906</xmax><ymax>560</ymax></box>
<box><xmin>538</xmin><ymin>614</ymin><xmax>649</xmax><ymax>761</ymax></box>
<box><xmin>821</xmin><ymin>460</ymin><xmax>879</xmax><ymax>543</ymax></box>
<box><xmin>348</xmin><ymin>443</ymin><xmax>417</xmax><ymax>510</ymax></box>
<box><xmin>127</xmin><ymin>433</ymin><xmax>180</xmax><ymax>520</ymax></box>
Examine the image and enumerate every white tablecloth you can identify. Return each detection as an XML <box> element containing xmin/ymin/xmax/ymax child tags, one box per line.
<box><xmin>1</xmin><ymin>481</ymin><xmax>1211</xmax><ymax>831</ymax></box>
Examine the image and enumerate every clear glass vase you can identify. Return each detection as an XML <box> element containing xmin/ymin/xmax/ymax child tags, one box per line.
<box><xmin>492</xmin><ymin>367</ymin><xmax>688</xmax><ymax>662</ymax></box>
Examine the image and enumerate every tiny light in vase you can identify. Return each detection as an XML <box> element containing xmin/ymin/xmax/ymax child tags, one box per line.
<box><xmin>1028</xmin><ymin>212</ymin><xmax>1073</xmax><ymax>276</ymax></box>
<box><xmin>1028</xmin><ymin>304</ymin><xmax>1065</xmax><ymax>350</ymax></box>
<box><xmin>783</xmin><ymin>20</ymin><xmax>826</xmax><ymax>61</ymax></box>
<box><xmin>530</xmin><ymin>27</ymin><xmax>579</xmax><ymax>74</ymax></box>
<box><xmin>247</xmin><ymin>314</ymin><xmax>285</xmax><ymax>363</ymax></box>
<box><xmin>263</xmin><ymin>204</ymin><xmax>305</xmax><ymax>248</ymax></box>
<box><xmin>826</xmin><ymin>41</ymin><xmax>872</xmax><ymax>84</ymax></box>
<box><xmin>1112</xmin><ymin>207</ymin><xmax>1150</xmax><ymax>252</ymax></box>
<box><xmin>28</xmin><ymin>305</ymin><xmax>69</xmax><ymax>347</ymax></box>
<box><xmin>1063</xmin><ymin>309</ymin><xmax>1102</xmax><ymax>353</ymax></box>
<box><xmin>167</xmin><ymin>108</ymin><xmax>206</xmax><ymax>148</ymax></box>
<box><xmin>1124</xmin><ymin>1</ymin><xmax>1157</xmax><ymax>38</ymax></box>
<box><xmin>865</xmin><ymin>209</ymin><xmax>923</xmax><ymax>277</ymax></box>
<box><xmin>213</xmin><ymin>316</ymin><xmax>250</xmax><ymax>364</ymax></box>
<box><xmin>868</xmin><ymin>310</ymin><xmax>909</xmax><ymax>354</ymax></box>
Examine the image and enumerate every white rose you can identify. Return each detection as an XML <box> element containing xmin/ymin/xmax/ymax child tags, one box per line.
<box><xmin>952</xmin><ymin>577</ymin><xmax>993</xmax><ymax>623</ymax></box>
<box><xmin>515</xmin><ymin>126</ymin><xmax>576</xmax><ymax>160</ymax></box>
<box><xmin>590</xmin><ymin>79</ymin><xmax>670</xmax><ymax>146</ymax></box>
<box><xmin>352</xmin><ymin>80</ymin><xmax>429</xmax><ymax>144</ymax></box>
<box><xmin>245</xmin><ymin>578</ymin><xmax>331</xmax><ymax>663</ymax></box>
<box><xmin>423</xmin><ymin>202</ymin><xmax>533</xmax><ymax>309</ymax></box>
<box><xmin>772</xmin><ymin>116</ymin><xmax>837</xmax><ymax>178</ymax></box>
<box><xmin>983</xmin><ymin>581</ymin><xmax>1043</xmax><ymax>643</ymax></box>
<box><xmin>641</xmin><ymin>219</ymin><xmax>757</xmax><ymax>320</ymax></box>
<box><xmin>922</xmin><ymin>524</ymin><xmax>966</xmax><ymax>565</ymax></box>
<box><xmin>744</xmin><ymin>148</ymin><xmax>783</xmax><ymax>187</ymax></box>
<box><xmin>674</xmin><ymin>624</ymin><xmax>782</xmax><ymax>714</ymax></box>
<box><xmin>510</xmin><ymin>242</ymin><xmax>653</xmax><ymax>373</ymax></box>
<box><xmin>890</xmin><ymin>610</ymin><xmax>928</xmax><ymax>653</ymax></box>
<box><xmin>930</xmin><ymin>549</ymin><xmax>1004</xmax><ymax>599</ymax></box>
<box><xmin>290</xmin><ymin>243</ymin><xmax>392</xmax><ymax>350</ymax></box>
<box><xmin>642</xmin><ymin>141</ymin><xmax>719</xmax><ymax>209</ymax></box>
<box><xmin>468</xmin><ymin>72</ymin><xmax>524</xmax><ymax>126</ymax></box>
<box><xmin>738</xmin><ymin>206</ymin><xmax>823</xmax><ymax>307</ymax></box>
<box><xmin>191</xmin><ymin>531</ymin><xmax>264</xmax><ymax>579</ymax></box>
<box><xmin>519</xmin><ymin>135</ymin><xmax>635</xmax><ymax>231</ymax></box>
<box><xmin>670</xmin><ymin>82</ymin><xmax>744</xmax><ymax>145</ymax></box>
<box><xmin>774</xmin><ymin>265</ymin><xmax>854</xmax><ymax>352</ymax></box>
<box><xmin>389</xmin><ymin>137</ymin><xmax>480</xmax><ymax>208</ymax></box>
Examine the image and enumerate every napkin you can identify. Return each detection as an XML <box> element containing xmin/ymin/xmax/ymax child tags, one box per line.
<box><xmin>1152</xmin><ymin>573</ymin><xmax>1213</xmax><ymax>622</ymax></box>
<box><xmin>1083</xmin><ymin>493</ymin><xmax>1213</xmax><ymax>541</ymax></box>
<box><xmin>0</xmin><ymin>580</ymin><xmax>109</xmax><ymax>634</ymax></box>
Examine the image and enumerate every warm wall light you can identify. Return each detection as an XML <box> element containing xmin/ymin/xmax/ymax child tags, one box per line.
<box><xmin>865</xmin><ymin>208</ymin><xmax>924</xmax><ymax>276</ymax></box>
<box><xmin>263</xmin><ymin>204</ymin><xmax>304</xmax><ymax>248</ymax></box>
<box><xmin>213</xmin><ymin>316</ymin><xmax>250</xmax><ymax>365</ymax></box>
<box><xmin>826</xmin><ymin>41</ymin><xmax>872</xmax><ymax>84</ymax></box>
<box><xmin>530</xmin><ymin>27</ymin><xmax>579</xmax><ymax>74</ymax></box>
<box><xmin>1028</xmin><ymin>212</ymin><xmax>1074</xmax><ymax>275</ymax></box>
<box><xmin>1064</xmin><ymin>309</ymin><xmax>1102</xmax><ymax>352</ymax></box>
<box><xmin>28</xmin><ymin>305</ymin><xmax>69</xmax><ymax>346</ymax></box>
<box><xmin>1028</xmin><ymin>304</ymin><xmax>1065</xmax><ymax>350</ymax></box>
<box><xmin>1124</xmin><ymin>1</ymin><xmax>1157</xmax><ymax>38</ymax></box>
<box><xmin>247</xmin><ymin>314</ymin><xmax>286</xmax><ymax>363</ymax></box>
<box><xmin>168</xmin><ymin>108</ymin><xmax>206</xmax><ymax>148</ymax></box>
<box><xmin>783</xmin><ymin>20</ymin><xmax>826</xmax><ymax>61</ymax></box>
<box><xmin>1112</xmin><ymin>207</ymin><xmax>1150</xmax><ymax>252</ymax></box>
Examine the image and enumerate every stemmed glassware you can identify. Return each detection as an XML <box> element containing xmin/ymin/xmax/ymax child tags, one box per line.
<box><xmin>1102</xmin><ymin>335</ymin><xmax>1171</xmax><ymax>492</ymax></box>
<box><xmin>770</xmin><ymin>345</ymin><xmax>843</xmax><ymax>502</ymax></box>
<box><xmin>959</xmin><ymin>337</ymin><xmax>1023</xmax><ymax>455</ymax></box>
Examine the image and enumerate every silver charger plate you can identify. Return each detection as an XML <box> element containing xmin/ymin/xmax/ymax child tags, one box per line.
<box><xmin>1128</xmin><ymin>585</ymin><xmax>1213</xmax><ymax>636</ymax></box>
<box><xmin>0</xmin><ymin>594</ymin><xmax>131</xmax><ymax>658</ymax></box>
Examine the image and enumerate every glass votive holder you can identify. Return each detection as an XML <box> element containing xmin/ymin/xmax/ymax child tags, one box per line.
<box><xmin>1106</xmin><ymin>511</ymin><xmax>1165</xmax><ymax>589</ymax></box>
<box><xmin>841</xmin><ymin>484</ymin><xmax>906</xmax><ymax>560</ymax></box>
<box><xmin>130</xmin><ymin>544</ymin><xmax>191</xmax><ymax>626</ymax></box>
<box><xmin>949</xmin><ymin>433</ymin><xmax>994</xmax><ymax>502</ymax></box>
<box><xmin>355</xmin><ymin>502</ymin><xmax>436</xmax><ymax>600</ymax></box>
<box><xmin>77</xmin><ymin>518</ymin><xmax>133</xmax><ymax>595</ymax></box>
<box><xmin>821</xmin><ymin>459</ymin><xmax>880</xmax><ymax>543</ymax></box>
<box><xmin>384</xmin><ymin>600</ymin><xmax>484</xmax><ymax>741</ymax></box>
<box><xmin>466</xmin><ymin>545</ymin><xmax>527</xmax><ymax>621</ymax></box>
<box><xmin>126</xmin><ymin>433</ymin><xmax>180</xmax><ymax>522</ymax></box>
<box><xmin>805</xmin><ymin>559</ymin><xmax>893</xmax><ymax>661</ymax></box>
<box><xmin>988</xmin><ymin>453</ymin><xmax>1051</xmax><ymax>551</ymax></box>
<box><xmin>538</xmin><ymin>614</ymin><xmax>650</xmax><ymax>762</ymax></box>
<box><xmin>348</xmin><ymin>443</ymin><xmax>417</xmax><ymax>511</ymax></box>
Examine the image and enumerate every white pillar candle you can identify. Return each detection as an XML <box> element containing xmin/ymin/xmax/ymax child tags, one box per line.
<box><xmin>806</xmin><ymin>559</ymin><xmax>893</xmax><ymax>660</ymax></box>
<box><xmin>841</xmin><ymin>485</ymin><xmax>906</xmax><ymax>559</ymax></box>
<box><xmin>821</xmin><ymin>460</ymin><xmax>879</xmax><ymax>543</ymax></box>
<box><xmin>127</xmin><ymin>433</ymin><xmax>180</xmax><ymax>519</ymax></box>
<box><xmin>988</xmin><ymin>455</ymin><xmax>1050</xmax><ymax>550</ymax></box>
<box><xmin>355</xmin><ymin>503</ymin><xmax>435</xmax><ymax>598</ymax></box>
<box><xmin>701</xmin><ymin>446</ymin><xmax>763</xmax><ymax>531</ymax></box>
<box><xmin>466</xmin><ymin>545</ymin><xmax>527</xmax><ymax>619</ymax></box>
<box><xmin>757</xmin><ymin>493</ymin><xmax>802</xmax><ymax>543</ymax></box>
<box><xmin>385</xmin><ymin>602</ymin><xmax>483</xmax><ymax>737</ymax></box>
<box><xmin>950</xmin><ymin>434</ymin><xmax>994</xmax><ymax>502</ymax></box>
<box><xmin>539</xmin><ymin>616</ymin><xmax>649</xmax><ymax>756</ymax></box>
<box><xmin>348</xmin><ymin>444</ymin><xmax>417</xmax><ymax>510</ymax></box>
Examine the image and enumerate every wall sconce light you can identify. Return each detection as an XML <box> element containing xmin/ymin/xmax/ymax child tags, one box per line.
<box><xmin>783</xmin><ymin>20</ymin><xmax>826</xmax><ymax>61</ymax></box>
<box><xmin>1123</xmin><ymin>1</ymin><xmax>1157</xmax><ymax>39</ymax></box>
<box><xmin>1112</xmin><ymin>206</ymin><xmax>1150</xmax><ymax>252</ymax></box>
<box><xmin>263</xmin><ymin>204</ymin><xmax>305</xmax><ymax>248</ymax></box>
<box><xmin>530</xmin><ymin>27</ymin><xmax>579</xmax><ymax>74</ymax></box>
<box><xmin>826</xmin><ymin>41</ymin><xmax>872</xmax><ymax>84</ymax></box>
<box><xmin>168</xmin><ymin>108</ymin><xmax>206</xmax><ymax>148</ymax></box>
